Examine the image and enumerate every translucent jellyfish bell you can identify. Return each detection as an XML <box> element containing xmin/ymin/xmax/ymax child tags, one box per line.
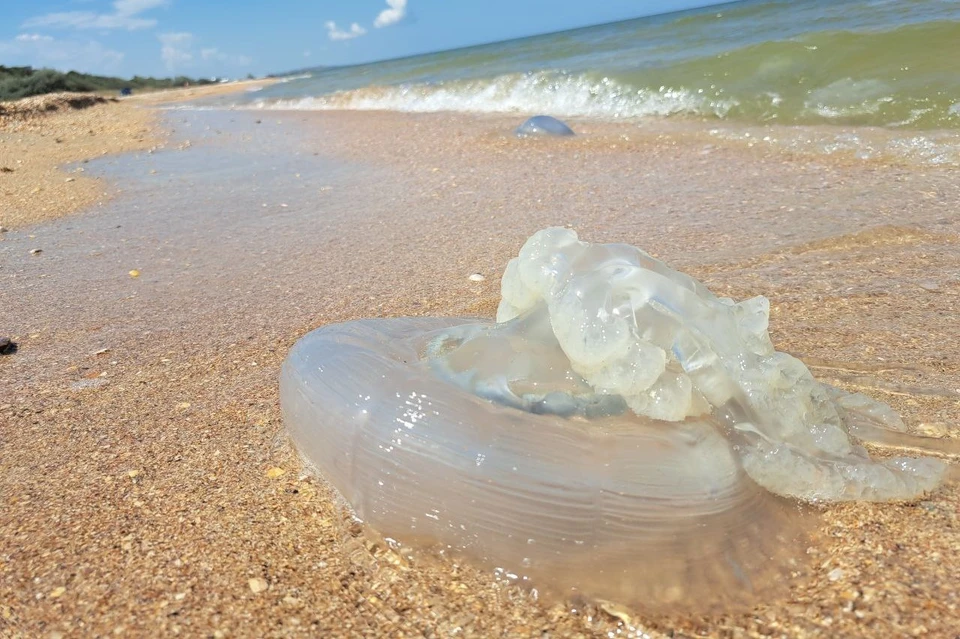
<box><xmin>280</xmin><ymin>228</ymin><xmax>952</xmax><ymax>608</ymax></box>
<box><xmin>515</xmin><ymin>115</ymin><xmax>576</xmax><ymax>137</ymax></box>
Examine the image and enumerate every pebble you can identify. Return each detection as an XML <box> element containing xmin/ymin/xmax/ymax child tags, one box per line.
<box><xmin>0</xmin><ymin>337</ymin><xmax>16</xmax><ymax>355</ymax></box>
<box><xmin>0</xmin><ymin>226</ymin><xmax>8</xmax><ymax>233</ymax></box>
<box><xmin>248</xmin><ymin>578</ymin><xmax>268</xmax><ymax>594</ymax></box>
<box><xmin>129</xmin><ymin>269</ymin><xmax>140</xmax><ymax>278</ymax></box>
<box><xmin>64</xmin><ymin>177</ymin><xmax>75</xmax><ymax>183</ymax></box>
<box><xmin>598</xmin><ymin>600</ymin><xmax>636</xmax><ymax>625</ymax></box>
<box><xmin>29</xmin><ymin>248</ymin><xmax>42</xmax><ymax>255</ymax></box>
<box><xmin>468</xmin><ymin>273</ymin><xmax>485</xmax><ymax>282</ymax></box>
<box><xmin>70</xmin><ymin>378</ymin><xmax>109</xmax><ymax>391</ymax></box>
<box><xmin>266</xmin><ymin>467</ymin><xmax>286</xmax><ymax>479</ymax></box>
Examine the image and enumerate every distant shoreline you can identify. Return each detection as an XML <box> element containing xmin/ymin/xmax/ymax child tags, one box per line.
<box><xmin>124</xmin><ymin>77</ymin><xmax>279</xmax><ymax>106</ymax></box>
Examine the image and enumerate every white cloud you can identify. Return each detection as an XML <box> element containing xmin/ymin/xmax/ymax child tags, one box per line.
<box><xmin>324</xmin><ymin>1</ymin><xmax>406</xmax><ymax>43</ymax></box>
<box><xmin>159</xmin><ymin>31</ymin><xmax>193</xmax><ymax>71</ymax></box>
<box><xmin>325</xmin><ymin>21</ymin><xmax>366</xmax><ymax>41</ymax></box>
<box><xmin>15</xmin><ymin>33</ymin><xmax>54</xmax><ymax>43</ymax></box>
<box><xmin>0</xmin><ymin>34</ymin><xmax>124</xmax><ymax>74</ymax></box>
<box><xmin>374</xmin><ymin>0</ymin><xmax>407</xmax><ymax>28</ymax></box>
<box><xmin>23</xmin><ymin>0</ymin><xmax>168</xmax><ymax>31</ymax></box>
<box><xmin>158</xmin><ymin>33</ymin><xmax>251</xmax><ymax>73</ymax></box>
<box><xmin>23</xmin><ymin>11</ymin><xmax>155</xmax><ymax>30</ymax></box>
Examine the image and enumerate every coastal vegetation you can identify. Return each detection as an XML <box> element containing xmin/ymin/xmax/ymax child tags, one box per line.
<box><xmin>0</xmin><ymin>65</ymin><xmax>215</xmax><ymax>101</ymax></box>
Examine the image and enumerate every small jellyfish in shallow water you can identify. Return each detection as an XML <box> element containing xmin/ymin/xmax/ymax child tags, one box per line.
<box><xmin>281</xmin><ymin>227</ymin><xmax>953</xmax><ymax>608</ymax></box>
<box><xmin>515</xmin><ymin>115</ymin><xmax>575</xmax><ymax>137</ymax></box>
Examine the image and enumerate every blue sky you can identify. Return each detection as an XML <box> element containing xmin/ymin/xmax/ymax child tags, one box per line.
<box><xmin>1</xmin><ymin>0</ymin><xmax>721</xmax><ymax>79</ymax></box>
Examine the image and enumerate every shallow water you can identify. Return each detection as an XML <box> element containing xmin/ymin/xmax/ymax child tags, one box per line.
<box><xmin>0</xmin><ymin>111</ymin><xmax>376</xmax><ymax>386</ymax></box>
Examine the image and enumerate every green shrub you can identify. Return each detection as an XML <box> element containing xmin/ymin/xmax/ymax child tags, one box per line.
<box><xmin>0</xmin><ymin>65</ymin><xmax>217</xmax><ymax>101</ymax></box>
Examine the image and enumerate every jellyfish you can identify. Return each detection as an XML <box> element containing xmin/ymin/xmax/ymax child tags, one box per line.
<box><xmin>515</xmin><ymin>115</ymin><xmax>575</xmax><ymax>137</ymax></box>
<box><xmin>280</xmin><ymin>228</ymin><xmax>953</xmax><ymax>607</ymax></box>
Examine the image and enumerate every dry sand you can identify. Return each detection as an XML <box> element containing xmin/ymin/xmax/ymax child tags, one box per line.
<box><xmin>1</xmin><ymin>106</ymin><xmax>958</xmax><ymax>638</ymax></box>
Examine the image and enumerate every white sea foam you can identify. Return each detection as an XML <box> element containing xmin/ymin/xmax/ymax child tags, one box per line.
<box><xmin>250</xmin><ymin>72</ymin><xmax>738</xmax><ymax>120</ymax></box>
<box><xmin>709</xmin><ymin>125</ymin><xmax>960</xmax><ymax>166</ymax></box>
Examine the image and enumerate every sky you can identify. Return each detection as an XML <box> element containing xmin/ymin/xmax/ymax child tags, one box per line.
<box><xmin>1</xmin><ymin>0</ymin><xmax>722</xmax><ymax>79</ymax></box>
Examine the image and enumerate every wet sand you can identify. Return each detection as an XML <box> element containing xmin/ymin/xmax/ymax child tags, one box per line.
<box><xmin>0</xmin><ymin>81</ymin><xmax>275</xmax><ymax>231</ymax></box>
<box><xmin>1</xmin><ymin>108</ymin><xmax>958</xmax><ymax>638</ymax></box>
<box><xmin>0</xmin><ymin>94</ymin><xmax>162</xmax><ymax>230</ymax></box>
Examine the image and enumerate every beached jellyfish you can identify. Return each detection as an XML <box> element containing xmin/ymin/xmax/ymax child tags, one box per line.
<box><xmin>515</xmin><ymin>115</ymin><xmax>575</xmax><ymax>137</ymax></box>
<box><xmin>280</xmin><ymin>228</ymin><xmax>952</xmax><ymax>606</ymax></box>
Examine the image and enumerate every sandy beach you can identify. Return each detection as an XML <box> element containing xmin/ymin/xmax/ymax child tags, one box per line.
<box><xmin>1</xmin><ymin>99</ymin><xmax>958</xmax><ymax>638</ymax></box>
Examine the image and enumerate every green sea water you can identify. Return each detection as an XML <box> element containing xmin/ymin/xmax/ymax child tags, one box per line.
<box><xmin>238</xmin><ymin>0</ymin><xmax>958</xmax><ymax>127</ymax></box>
<box><xmin>207</xmin><ymin>0</ymin><xmax>960</xmax><ymax>162</ymax></box>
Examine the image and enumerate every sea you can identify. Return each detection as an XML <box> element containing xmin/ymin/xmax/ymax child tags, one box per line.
<box><xmin>202</xmin><ymin>0</ymin><xmax>960</xmax><ymax>165</ymax></box>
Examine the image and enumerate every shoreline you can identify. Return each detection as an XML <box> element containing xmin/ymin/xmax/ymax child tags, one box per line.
<box><xmin>2</xmin><ymin>85</ymin><xmax>957</xmax><ymax>232</ymax></box>
<box><xmin>0</xmin><ymin>80</ymin><xmax>277</xmax><ymax>230</ymax></box>
<box><xmin>0</xmin><ymin>94</ymin><xmax>162</xmax><ymax>230</ymax></box>
<box><xmin>1</xmin><ymin>107</ymin><xmax>958</xmax><ymax>638</ymax></box>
